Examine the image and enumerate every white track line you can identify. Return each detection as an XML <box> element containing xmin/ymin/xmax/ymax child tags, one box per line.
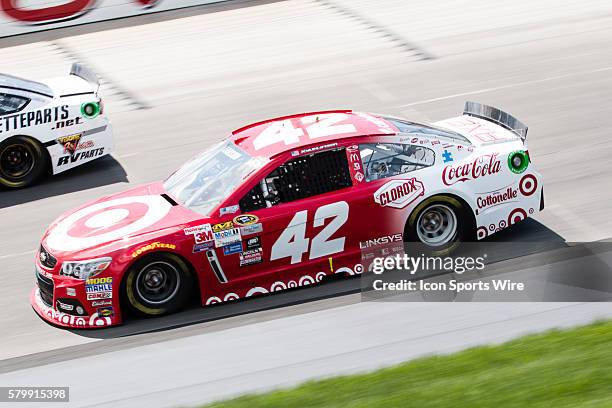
<box><xmin>115</xmin><ymin>152</ymin><xmax>140</xmax><ymax>159</ymax></box>
<box><xmin>399</xmin><ymin>66</ymin><xmax>612</xmax><ymax>107</ymax></box>
<box><xmin>360</xmin><ymin>80</ymin><xmax>397</xmax><ymax>103</ymax></box>
<box><xmin>0</xmin><ymin>250</ymin><xmax>35</xmax><ymax>261</ymax></box>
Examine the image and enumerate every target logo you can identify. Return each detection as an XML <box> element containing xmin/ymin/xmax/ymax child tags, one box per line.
<box><xmin>519</xmin><ymin>174</ymin><xmax>538</xmax><ymax>196</ymax></box>
<box><xmin>507</xmin><ymin>208</ymin><xmax>528</xmax><ymax>226</ymax></box>
<box><xmin>46</xmin><ymin>196</ymin><xmax>172</xmax><ymax>252</ymax></box>
<box><xmin>476</xmin><ymin>226</ymin><xmax>488</xmax><ymax>240</ymax></box>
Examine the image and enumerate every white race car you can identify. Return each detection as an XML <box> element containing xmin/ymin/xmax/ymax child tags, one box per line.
<box><xmin>0</xmin><ymin>64</ymin><xmax>113</xmax><ymax>188</ymax></box>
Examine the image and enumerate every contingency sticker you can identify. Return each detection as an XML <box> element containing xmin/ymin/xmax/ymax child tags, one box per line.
<box><xmin>233</xmin><ymin>214</ymin><xmax>259</xmax><ymax>226</ymax></box>
<box><xmin>240</xmin><ymin>223</ymin><xmax>263</xmax><ymax>236</ymax></box>
<box><xmin>245</xmin><ymin>236</ymin><xmax>261</xmax><ymax>250</ymax></box>
<box><xmin>85</xmin><ymin>277</ymin><xmax>113</xmax><ymax>300</ymax></box>
<box><xmin>346</xmin><ymin>145</ymin><xmax>365</xmax><ymax>184</ymax></box>
<box><xmin>214</xmin><ymin>228</ymin><xmax>242</xmax><ymax>248</ymax></box>
<box><xmin>193</xmin><ymin>241</ymin><xmax>215</xmax><ymax>253</ymax></box>
<box><xmin>220</xmin><ymin>205</ymin><xmax>239</xmax><ymax>216</ymax></box>
<box><xmin>184</xmin><ymin>224</ymin><xmax>213</xmax><ymax>241</ymax></box>
<box><xmin>239</xmin><ymin>248</ymin><xmax>263</xmax><ymax>266</ymax></box>
<box><xmin>223</xmin><ymin>242</ymin><xmax>243</xmax><ymax>255</ymax></box>
<box><xmin>212</xmin><ymin>221</ymin><xmax>234</xmax><ymax>232</ymax></box>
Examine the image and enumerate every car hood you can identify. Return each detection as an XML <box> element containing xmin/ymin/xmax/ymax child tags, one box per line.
<box><xmin>42</xmin><ymin>182</ymin><xmax>202</xmax><ymax>259</ymax></box>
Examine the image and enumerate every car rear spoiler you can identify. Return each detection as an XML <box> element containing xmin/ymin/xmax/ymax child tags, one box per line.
<box><xmin>70</xmin><ymin>63</ymin><xmax>100</xmax><ymax>93</ymax></box>
<box><xmin>463</xmin><ymin>101</ymin><xmax>528</xmax><ymax>142</ymax></box>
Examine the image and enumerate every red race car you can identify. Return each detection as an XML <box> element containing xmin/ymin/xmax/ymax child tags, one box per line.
<box><xmin>32</xmin><ymin>107</ymin><xmax>543</xmax><ymax>328</ymax></box>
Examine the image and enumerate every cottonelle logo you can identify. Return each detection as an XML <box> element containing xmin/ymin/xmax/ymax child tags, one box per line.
<box><xmin>442</xmin><ymin>153</ymin><xmax>501</xmax><ymax>186</ymax></box>
<box><xmin>374</xmin><ymin>178</ymin><xmax>425</xmax><ymax>209</ymax></box>
<box><xmin>476</xmin><ymin>187</ymin><xmax>518</xmax><ymax>210</ymax></box>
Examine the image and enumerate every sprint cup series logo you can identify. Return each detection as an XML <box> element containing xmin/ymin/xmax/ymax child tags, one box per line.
<box><xmin>442</xmin><ymin>153</ymin><xmax>501</xmax><ymax>186</ymax></box>
<box><xmin>374</xmin><ymin>178</ymin><xmax>425</xmax><ymax>209</ymax></box>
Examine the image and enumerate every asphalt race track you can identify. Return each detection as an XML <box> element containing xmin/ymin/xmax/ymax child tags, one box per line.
<box><xmin>1</xmin><ymin>1</ymin><xmax>612</xmax><ymax>406</ymax></box>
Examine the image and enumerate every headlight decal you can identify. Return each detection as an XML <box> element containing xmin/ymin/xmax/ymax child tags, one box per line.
<box><xmin>60</xmin><ymin>257</ymin><xmax>112</xmax><ymax>280</ymax></box>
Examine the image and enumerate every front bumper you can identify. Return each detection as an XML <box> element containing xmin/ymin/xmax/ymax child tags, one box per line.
<box><xmin>31</xmin><ymin>288</ymin><xmax>116</xmax><ymax>329</ymax></box>
<box><xmin>31</xmin><ymin>264</ymin><xmax>121</xmax><ymax>329</ymax></box>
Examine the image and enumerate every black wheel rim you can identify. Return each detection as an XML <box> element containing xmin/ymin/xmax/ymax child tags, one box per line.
<box><xmin>0</xmin><ymin>143</ymin><xmax>35</xmax><ymax>179</ymax></box>
<box><xmin>135</xmin><ymin>261</ymin><xmax>181</xmax><ymax>305</ymax></box>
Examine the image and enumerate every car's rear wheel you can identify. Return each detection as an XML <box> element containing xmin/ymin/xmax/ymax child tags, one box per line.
<box><xmin>405</xmin><ymin>196</ymin><xmax>473</xmax><ymax>253</ymax></box>
<box><xmin>0</xmin><ymin>136</ymin><xmax>48</xmax><ymax>189</ymax></box>
<box><xmin>416</xmin><ymin>204</ymin><xmax>457</xmax><ymax>246</ymax></box>
<box><xmin>123</xmin><ymin>253</ymin><xmax>194</xmax><ymax>317</ymax></box>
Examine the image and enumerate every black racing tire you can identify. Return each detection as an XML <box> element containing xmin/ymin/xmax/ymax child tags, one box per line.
<box><xmin>0</xmin><ymin>135</ymin><xmax>48</xmax><ymax>189</ymax></box>
<box><xmin>122</xmin><ymin>253</ymin><xmax>194</xmax><ymax>317</ymax></box>
<box><xmin>404</xmin><ymin>195</ymin><xmax>474</xmax><ymax>254</ymax></box>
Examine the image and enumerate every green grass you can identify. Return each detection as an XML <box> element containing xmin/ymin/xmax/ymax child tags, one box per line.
<box><xmin>203</xmin><ymin>320</ymin><xmax>612</xmax><ymax>408</ymax></box>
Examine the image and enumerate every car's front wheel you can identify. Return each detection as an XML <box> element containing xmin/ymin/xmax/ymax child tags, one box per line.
<box><xmin>405</xmin><ymin>196</ymin><xmax>473</xmax><ymax>253</ymax></box>
<box><xmin>0</xmin><ymin>136</ymin><xmax>48</xmax><ymax>189</ymax></box>
<box><xmin>123</xmin><ymin>253</ymin><xmax>194</xmax><ymax>317</ymax></box>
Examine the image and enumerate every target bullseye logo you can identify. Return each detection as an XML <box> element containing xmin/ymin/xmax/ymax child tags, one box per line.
<box><xmin>476</xmin><ymin>226</ymin><xmax>488</xmax><ymax>240</ymax></box>
<box><xmin>46</xmin><ymin>196</ymin><xmax>172</xmax><ymax>252</ymax></box>
<box><xmin>85</xmin><ymin>208</ymin><xmax>130</xmax><ymax>229</ymax></box>
<box><xmin>507</xmin><ymin>208</ymin><xmax>528</xmax><ymax>225</ymax></box>
<box><xmin>519</xmin><ymin>174</ymin><xmax>537</xmax><ymax>196</ymax></box>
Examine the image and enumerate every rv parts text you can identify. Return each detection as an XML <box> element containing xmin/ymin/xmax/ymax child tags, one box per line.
<box><xmin>372</xmin><ymin>254</ymin><xmax>486</xmax><ymax>275</ymax></box>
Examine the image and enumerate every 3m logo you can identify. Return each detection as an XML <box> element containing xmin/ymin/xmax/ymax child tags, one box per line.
<box><xmin>374</xmin><ymin>178</ymin><xmax>425</xmax><ymax>209</ymax></box>
<box><xmin>1</xmin><ymin>0</ymin><xmax>159</xmax><ymax>24</ymax></box>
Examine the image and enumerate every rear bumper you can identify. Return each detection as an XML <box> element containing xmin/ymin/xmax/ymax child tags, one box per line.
<box><xmin>49</xmin><ymin>119</ymin><xmax>114</xmax><ymax>175</ymax></box>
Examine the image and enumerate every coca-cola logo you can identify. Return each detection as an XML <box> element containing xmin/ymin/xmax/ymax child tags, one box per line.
<box><xmin>374</xmin><ymin>178</ymin><xmax>425</xmax><ymax>209</ymax></box>
<box><xmin>442</xmin><ymin>153</ymin><xmax>501</xmax><ymax>186</ymax></box>
<box><xmin>1</xmin><ymin>0</ymin><xmax>160</xmax><ymax>24</ymax></box>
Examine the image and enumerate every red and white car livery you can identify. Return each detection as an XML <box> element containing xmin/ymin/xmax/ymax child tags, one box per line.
<box><xmin>32</xmin><ymin>103</ymin><xmax>543</xmax><ymax>328</ymax></box>
<box><xmin>0</xmin><ymin>63</ymin><xmax>113</xmax><ymax>188</ymax></box>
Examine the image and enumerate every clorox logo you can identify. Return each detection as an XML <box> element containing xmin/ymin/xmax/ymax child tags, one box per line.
<box><xmin>374</xmin><ymin>178</ymin><xmax>425</xmax><ymax>209</ymax></box>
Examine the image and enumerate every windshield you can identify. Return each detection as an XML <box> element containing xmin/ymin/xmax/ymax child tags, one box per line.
<box><xmin>164</xmin><ymin>141</ymin><xmax>267</xmax><ymax>216</ymax></box>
